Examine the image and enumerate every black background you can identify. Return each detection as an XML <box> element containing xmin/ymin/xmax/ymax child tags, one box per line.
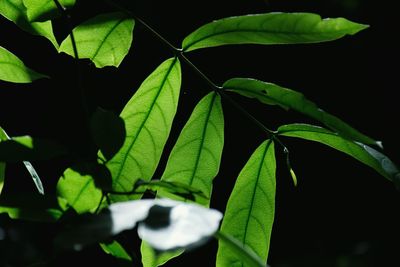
<box><xmin>0</xmin><ymin>0</ymin><xmax>399</xmax><ymax>266</ymax></box>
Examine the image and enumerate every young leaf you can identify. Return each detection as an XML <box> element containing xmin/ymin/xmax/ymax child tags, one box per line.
<box><xmin>0</xmin><ymin>135</ymin><xmax>67</xmax><ymax>161</ymax></box>
<box><xmin>23</xmin><ymin>0</ymin><xmax>75</xmax><ymax>22</ymax></box>
<box><xmin>107</xmin><ymin>58</ymin><xmax>181</xmax><ymax>202</ymax></box>
<box><xmin>216</xmin><ymin>140</ymin><xmax>275</xmax><ymax>266</ymax></box>
<box><xmin>91</xmin><ymin>107</ymin><xmax>126</xmax><ymax>161</ymax></box>
<box><xmin>159</xmin><ymin>92</ymin><xmax>224</xmax><ymax>206</ymax></box>
<box><xmin>0</xmin><ymin>46</ymin><xmax>48</xmax><ymax>83</ymax></box>
<box><xmin>182</xmin><ymin>12</ymin><xmax>368</xmax><ymax>52</ymax></box>
<box><xmin>59</xmin><ymin>12</ymin><xmax>135</xmax><ymax>68</ymax></box>
<box><xmin>0</xmin><ymin>0</ymin><xmax>59</xmax><ymax>48</ymax></box>
<box><xmin>223</xmin><ymin>78</ymin><xmax>378</xmax><ymax>146</ymax></box>
<box><xmin>56</xmin><ymin>167</ymin><xmax>102</xmax><ymax>213</ymax></box>
<box><xmin>277</xmin><ymin>123</ymin><xmax>400</xmax><ymax>186</ymax></box>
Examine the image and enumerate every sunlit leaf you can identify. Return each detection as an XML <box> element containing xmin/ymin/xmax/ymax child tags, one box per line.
<box><xmin>107</xmin><ymin>57</ymin><xmax>181</xmax><ymax>202</ymax></box>
<box><xmin>0</xmin><ymin>192</ymin><xmax>62</xmax><ymax>222</ymax></box>
<box><xmin>159</xmin><ymin>92</ymin><xmax>224</xmax><ymax>206</ymax></box>
<box><xmin>100</xmin><ymin>240</ymin><xmax>132</xmax><ymax>264</ymax></box>
<box><xmin>0</xmin><ymin>0</ymin><xmax>58</xmax><ymax>48</ymax></box>
<box><xmin>56</xmin><ymin>167</ymin><xmax>102</xmax><ymax>213</ymax></box>
<box><xmin>23</xmin><ymin>0</ymin><xmax>75</xmax><ymax>22</ymax></box>
<box><xmin>277</xmin><ymin>123</ymin><xmax>400</xmax><ymax>185</ymax></box>
<box><xmin>216</xmin><ymin>231</ymin><xmax>266</xmax><ymax>267</ymax></box>
<box><xmin>182</xmin><ymin>12</ymin><xmax>368</xmax><ymax>51</ymax></box>
<box><xmin>223</xmin><ymin>78</ymin><xmax>378</xmax><ymax>146</ymax></box>
<box><xmin>59</xmin><ymin>12</ymin><xmax>135</xmax><ymax>68</ymax></box>
<box><xmin>141</xmin><ymin>241</ymin><xmax>184</xmax><ymax>267</ymax></box>
<box><xmin>0</xmin><ymin>135</ymin><xmax>67</xmax><ymax>161</ymax></box>
<box><xmin>91</xmin><ymin>107</ymin><xmax>126</xmax><ymax>161</ymax></box>
<box><xmin>0</xmin><ymin>46</ymin><xmax>48</xmax><ymax>83</ymax></box>
<box><xmin>216</xmin><ymin>140</ymin><xmax>275</xmax><ymax>266</ymax></box>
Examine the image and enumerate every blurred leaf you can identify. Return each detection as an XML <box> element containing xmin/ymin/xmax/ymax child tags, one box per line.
<box><xmin>100</xmin><ymin>240</ymin><xmax>132</xmax><ymax>263</ymax></box>
<box><xmin>216</xmin><ymin>231</ymin><xmax>266</xmax><ymax>267</ymax></box>
<box><xmin>59</xmin><ymin>12</ymin><xmax>135</xmax><ymax>68</ymax></box>
<box><xmin>56</xmin><ymin>166</ymin><xmax>103</xmax><ymax>213</ymax></box>
<box><xmin>159</xmin><ymin>92</ymin><xmax>224</xmax><ymax>206</ymax></box>
<box><xmin>22</xmin><ymin>160</ymin><xmax>44</xmax><ymax>194</ymax></box>
<box><xmin>23</xmin><ymin>0</ymin><xmax>75</xmax><ymax>22</ymax></box>
<box><xmin>141</xmin><ymin>241</ymin><xmax>184</xmax><ymax>267</ymax></box>
<box><xmin>107</xmin><ymin>57</ymin><xmax>181</xmax><ymax>202</ymax></box>
<box><xmin>0</xmin><ymin>0</ymin><xmax>59</xmax><ymax>48</ymax></box>
<box><xmin>217</xmin><ymin>140</ymin><xmax>275</xmax><ymax>266</ymax></box>
<box><xmin>182</xmin><ymin>12</ymin><xmax>368</xmax><ymax>51</ymax></box>
<box><xmin>277</xmin><ymin>123</ymin><xmax>400</xmax><ymax>185</ymax></box>
<box><xmin>223</xmin><ymin>78</ymin><xmax>378</xmax><ymax>146</ymax></box>
<box><xmin>0</xmin><ymin>127</ymin><xmax>6</xmax><ymax>195</ymax></box>
<box><xmin>0</xmin><ymin>192</ymin><xmax>62</xmax><ymax>222</ymax></box>
<box><xmin>0</xmin><ymin>135</ymin><xmax>67</xmax><ymax>161</ymax></box>
<box><xmin>91</xmin><ymin>107</ymin><xmax>126</xmax><ymax>161</ymax></box>
<box><xmin>0</xmin><ymin>46</ymin><xmax>48</xmax><ymax>83</ymax></box>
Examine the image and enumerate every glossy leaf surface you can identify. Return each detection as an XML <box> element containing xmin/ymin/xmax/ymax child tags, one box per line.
<box><xmin>223</xmin><ymin>78</ymin><xmax>378</xmax><ymax>146</ymax></box>
<box><xmin>183</xmin><ymin>12</ymin><xmax>368</xmax><ymax>51</ymax></box>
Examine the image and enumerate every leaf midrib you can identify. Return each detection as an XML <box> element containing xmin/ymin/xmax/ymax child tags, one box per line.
<box><xmin>240</xmin><ymin>140</ymin><xmax>271</xmax><ymax>266</ymax></box>
<box><xmin>183</xmin><ymin>26</ymin><xmax>358</xmax><ymax>51</ymax></box>
<box><xmin>112</xmin><ymin>58</ymin><xmax>178</xmax><ymax>188</ymax></box>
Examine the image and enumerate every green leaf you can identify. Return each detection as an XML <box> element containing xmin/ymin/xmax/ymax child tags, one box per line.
<box><xmin>107</xmin><ymin>57</ymin><xmax>181</xmax><ymax>202</ymax></box>
<box><xmin>182</xmin><ymin>12</ymin><xmax>368</xmax><ymax>51</ymax></box>
<box><xmin>223</xmin><ymin>78</ymin><xmax>378</xmax><ymax>146</ymax></box>
<box><xmin>0</xmin><ymin>46</ymin><xmax>48</xmax><ymax>83</ymax></box>
<box><xmin>23</xmin><ymin>0</ymin><xmax>75</xmax><ymax>22</ymax></box>
<box><xmin>159</xmin><ymin>92</ymin><xmax>224</xmax><ymax>206</ymax></box>
<box><xmin>0</xmin><ymin>135</ymin><xmax>67</xmax><ymax>161</ymax></box>
<box><xmin>215</xmin><ymin>231</ymin><xmax>266</xmax><ymax>267</ymax></box>
<box><xmin>59</xmin><ymin>12</ymin><xmax>135</xmax><ymax>68</ymax></box>
<box><xmin>0</xmin><ymin>192</ymin><xmax>63</xmax><ymax>222</ymax></box>
<box><xmin>141</xmin><ymin>241</ymin><xmax>184</xmax><ymax>267</ymax></box>
<box><xmin>56</xmin><ymin>167</ymin><xmax>103</xmax><ymax>213</ymax></box>
<box><xmin>100</xmin><ymin>240</ymin><xmax>132</xmax><ymax>263</ymax></box>
<box><xmin>0</xmin><ymin>127</ymin><xmax>7</xmax><ymax>195</ymax></box>
<box><xmin>91</xmin><ymin>107</ymin><xmax>126</xmax><ymax>161</ymax></box>
<box><xmin>277</xmin><ymin>123</ymin><xmax>400</xmax><ymax>185</ymax></box>
<box><xmin>0</xmin><ymin>0</ymin><xmax>59</xmax><ymax>48</ymax></box>
<box><xmin>216</xmin><ymin>140</ymin><xmax>275</xmax><ymax>266</ymax></box>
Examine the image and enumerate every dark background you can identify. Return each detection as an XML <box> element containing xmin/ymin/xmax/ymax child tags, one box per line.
<box><xmin>0</xmin><ymin>0</ymin><xmax>399</xmax><ymax>266</ymax></box>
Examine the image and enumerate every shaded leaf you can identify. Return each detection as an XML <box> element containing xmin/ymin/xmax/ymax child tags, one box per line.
<box><xmin>223</xmin><ymin>78</ymin><xmax>378</xmax><ymax>146</ymax></box>
<box><xmin>215</xmin><ymin>231</ymin><xmax>266</xmax><ymax>267</ymax></box>
<box><xmin>59</xmin><ymin>12</ymin><xmax>135</xmax><ymax>68</ymax></box>
<box><xmin>0</xmin><ymin>46</ymin><xmax>48</xmax><ymax>83</ymax></box>
<box><xmin>107</xmin><ymin>57</ymin><xmax>181</xmax><ymax>202</ymax></box>
<box><xmin>56</xmin><ymin>166</ymin><xmax>102</xmax><ymax>213</ymax></box>
<box><xmin>0</xmin><ymin>0</ymin><xmax>58</xmax><ymax>48</ymax></box>
<box><xmin>0</xmin><ymin>192</ymin><xmax>62</xmax><ymax>222</ymax></box>
<box><xmin>159</xmin><ymin>92</ymin><xmax>224</xmax><ymax>206</ymax></box>
<box><xmin>216</xmin><ymin>140</ymin><xmax>275</xmax><ymax>266</ymax></box>
<box><xmin>23</xmin><ymin>0</ymin><xmax>75</xmax><ymax>22</ymax></box>
<box><xmin>91</xmin><ymin>107</ymin><xmax>126</xmax><ymax>161</ymax></box>
<box><xmin>0</xmin><ymin>127</ymin><xmax>7</xmax><ymax>195</ymax></box>
<box><xmin>182</xmin><ymin>12</ymin><xmax>368</xmax><ymax>51</ymax></box>
<box><xmin>277</xmin><ymin>123</ymin><xmax>400</xmax><ymax>185</ymax></box>
<box><xmin>0</xmin><ymin>135</ymin><xmax>67</xmax><ymax>161</ymax></box>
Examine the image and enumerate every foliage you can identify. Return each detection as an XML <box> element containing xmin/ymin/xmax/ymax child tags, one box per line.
<box><xmin>0</xmin><ymin>1</ymin><xmax>398</xmax><ymax>267</ymax></box>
